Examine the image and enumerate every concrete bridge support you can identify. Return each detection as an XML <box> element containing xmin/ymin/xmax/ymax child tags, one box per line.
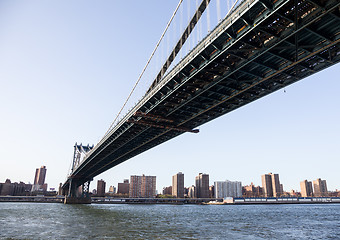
<box><xmin>64</xmin><ymin>180</ymin><xmax>91</xmax><ymax>204</ymax></box>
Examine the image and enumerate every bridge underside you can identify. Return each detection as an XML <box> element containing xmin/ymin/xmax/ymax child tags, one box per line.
<box><xmin>64</xmin><ymin>0</ymin><xmax>340</xmax><ymax>190</ymax></box>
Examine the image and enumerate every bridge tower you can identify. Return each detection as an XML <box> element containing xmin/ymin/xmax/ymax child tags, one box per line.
<box><xmin>64</xmin><ymin>143</ymin><xmax>93</xmax><ymax>204</ymax></box>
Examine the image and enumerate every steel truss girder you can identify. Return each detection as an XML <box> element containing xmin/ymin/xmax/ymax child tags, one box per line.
<box><xmin>182</xmin><ymin>41</ymin><xmax>340</xmax><ymax>130</ymax></box>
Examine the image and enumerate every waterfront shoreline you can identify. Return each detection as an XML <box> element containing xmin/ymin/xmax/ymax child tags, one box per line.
<box><xmin>1</xmin><ymin>196</ymin><xmax>340</xmax><ymax>205</ymax></box>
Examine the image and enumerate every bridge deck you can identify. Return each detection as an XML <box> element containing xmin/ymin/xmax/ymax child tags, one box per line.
<box><xmin>64</xmin><ymin>0</ymin><xmax>340</xmax><ymax>188</ymax></box>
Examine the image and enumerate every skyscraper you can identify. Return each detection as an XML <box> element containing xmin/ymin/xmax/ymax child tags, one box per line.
<box><xmin>214</xmin><ymin>180</ymin><xmax>242</xmax><ymax>198</ymax></box>
<box><xmin>195</xmin><ymin>173</ymin><xmax>209</xmax><ymax>198</ymax></box>
<box><xmin>129</xmin><ymin>175</ymin><xmax>156</xmax><ymax>198</ymax></box>
<box><xmin>271</xmin><ymin>173</ymin><xmax>281</xmax><ymax>197</ymax></box>
<box><xmin>262</xmin><ymin>173</ymin><xmax>281</xmax><ymax>197</ymax></box>
<box><xmin>97</xmin><ymin>179</ymin><xmax>106</xmax><ymax>197</ymax></box>
<box><xmin>261</xmin><ymin>174</ymin><xmax>273</xmax><ymax>197</ymax></box>
<box><xmin>129</xmin><ymin>175</ymin><xmax>142</xmax><ymax>198</ymax></box>
<box><xmin>141</xmin><ymin>175</ymin><xmax>156</xmax><ymax>198</ymax></box>
<box><xmin>188</xmin><ymin>185</ymin><xmax>196</xmax><ymax>198</ymax></box>
<box><xmin>313</xmin><ymin>178</ymin><xmax>328</xmax><ymax>197</ymax></box>
<box><xmin>31</xmin><ymin>166</ymin><xmax>47</xmax><ymax>192</ymax></box>
<box><xmin>34</xmin><ymin>166</ymin><xmax>47</xmax><ymax>185</ymax></box>
<box><xmin>300</xmin><ymin>180</ymin><xmax>313</xmax><ymax>197</ymax></box>
<box><xmin>172</xmin><ymin>172</ymin><xmax>184</xmax><ymax>198</ymax></box>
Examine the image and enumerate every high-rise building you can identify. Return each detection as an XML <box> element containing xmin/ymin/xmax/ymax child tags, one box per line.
<box><xmin>117</xmin><ymin>179</ymin><xmax>130</xmax><ymax>194</ymax></box>
<box><xmin>300</xmin><ymin>180</ymin><xmax>313</xmax><ymax>197</ymax></box>
<box><xmin>313</xmin><ymin>178</ymin><xmax>328</xmax><ymax>197</ymax></box>
<box><xmin>129</xmin><ymin>175</ymin><xmax>156</xmax><ymax>198</ymax></box>
<box><xmin>215</xmin><ymin>180</ymin><xmax>242</xmax><ymax>198</ymax></box>
<box><xmin>172</xmin><ymin>172</ymin><xmax>184</xmax><ymax>198</ymax></box>
<box><xmin>141</xmin><ymin>175</ymin><xmax>156</xmax><ymax>198</ymax></box>
<box><xmin>97</xmin><ymin>179</ymin><xmax>106</xmax><ymax>197</ymax></box>
<box><xmin>188</xmin><ymin>185</ymin><xmax>196</xmax><ymax>198</ymax></box>
<box><xmin>195</xmin><ymin>173</ymin><xmax>209</xmax><ymax>198</ymax></box>
<box><xmin>31</xmin><ymin>166</ymin><xmax>47</xmax><ymax>192</ymax></box>
<box><xmin>34</xmin><ymin>166</ymin><xmax>47</xmax><ymax>185</ymax></box>
<box><xmin>271</xmin><ymin>174</ymin><xmax>281</xmax><ymax>197</ymax></box>
<box><xmin>262</xmin><ymin>174</ymin><xmax>273</xmax><ymax>197</ymax></box>
<box><xmin>262</xmin><ymin>173</ymin><xmax>281</xmax><ymax>197</ymax></box>
<box><xmin>129</xmin><ymin>176</ymin><xmax>142</xmax><ymax>198</ymax></box>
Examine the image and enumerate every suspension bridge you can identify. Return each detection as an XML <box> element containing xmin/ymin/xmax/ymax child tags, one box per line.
<box><xmin>62</xmin><ymin>0</ymin><xmax>340</xmax><ymax>203</ymax></box>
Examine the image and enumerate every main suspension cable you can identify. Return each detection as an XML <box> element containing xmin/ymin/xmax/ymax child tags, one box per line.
<box><xmin>103</xmin><ymin>0</ymin><xmax>184</xmax><ymax>139</ymax></box>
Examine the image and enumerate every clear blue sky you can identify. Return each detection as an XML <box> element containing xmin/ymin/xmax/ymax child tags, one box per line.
<box><xmin>0</xmin><ymin>0</ymin><xmax>339</xmax><ymax>193</ymax></box>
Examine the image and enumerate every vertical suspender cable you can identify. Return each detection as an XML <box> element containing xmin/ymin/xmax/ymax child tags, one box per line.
<box><xmin>206</xmin><ymin>0</ymin><xmax>210</xmax><ymax>33</ymax></box>
<box><xmin>174</xmin><ymin>9</ymin><xmax>177</xmax><ymax>65</ymax></box>
<box><xmin>103</xmin><ymin>0</ymin><xmax>184</xmax><ymax>138</ymax></box>
<box><xmin>217</xmin><ymin>0</ymin><xmax>221</xmax><ymax>22</ymax></box>
<box><xmin>226</xmin><ymin>0</ymin><xmax>240</xmax><ymax>17</ymax></box>
<box><xmin>180</xmin><ymin>3</ymin><xmax>183</xmax><ymax>59</ymax></box>
<box><xmin>167</xmin><ymin>22</ymin><xmax>170</xmax><ymax>68</ymax></box>
<box><xmin>187</xmin><ymin>0</ymin><xmax>191</xmax><ymax>51</ymax></box>
<box><xmin>196</xmin><ymin>0</ymin><xmax>199</xmax><ymax>43</ymax></box>
<box><xmin>200</xmin><ymin>1</ymin><xmax>203</xmax><ymax>41</ymax></box>
<box><xmin>227</xmin><ymin>0</ymin><xmax>230</xmax><ymax>15</ymax></box>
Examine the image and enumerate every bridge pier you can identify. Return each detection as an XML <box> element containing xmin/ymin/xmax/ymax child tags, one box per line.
<box><xmin>64</xmin><ymin>180</ymin><xmax>92</xmax><ymax>204</ymax></box>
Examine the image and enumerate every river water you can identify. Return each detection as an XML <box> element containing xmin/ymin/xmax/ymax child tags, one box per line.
<box><xmin>0</xmin><ymin>203</ymin><xmax>339</xmax><ymax>239</ymax></box>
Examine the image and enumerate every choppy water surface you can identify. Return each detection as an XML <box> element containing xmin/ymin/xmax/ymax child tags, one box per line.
<box><xmin>0</xmin><ymin>203</ymin><xmax>339</xmax><ymax>239</ymax></box>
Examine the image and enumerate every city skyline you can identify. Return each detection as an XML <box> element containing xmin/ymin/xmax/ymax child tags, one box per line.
<box><xmin>88</xmin><ymin>173</ymin><xmax>336</xmax><ymax>198</ymax></box>
<box><xmin>1</xmin><ymin>168</ymin><xmax>338</xmax><ymax>197</ymax></box>
<box><xmin>92</xmin><ymin>172</ymin><xmax>336</xmax><ymax>196</ymax></box>
<box><xmin>2</xmin><ymin>163</ymin><xmax>339</xmax><ymax>194</ymax></box>
<box><xmin>0</xmin><ymin>1</ymin><xmax>339</xmax><ymax>192</ymax></box>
